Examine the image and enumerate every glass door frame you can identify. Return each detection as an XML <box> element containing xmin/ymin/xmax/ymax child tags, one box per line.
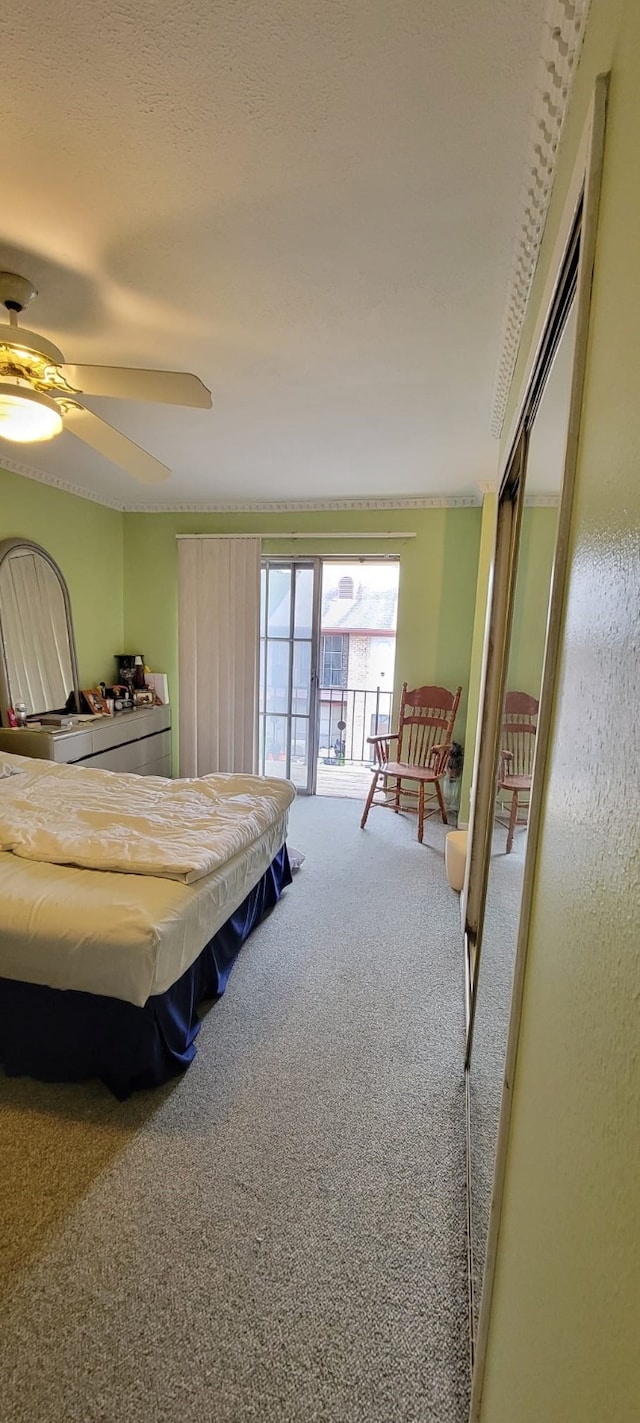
<box><xmin>259</xmin><ymin>557</ymin><xmax>322</xmax><ymax>796</ymax></box>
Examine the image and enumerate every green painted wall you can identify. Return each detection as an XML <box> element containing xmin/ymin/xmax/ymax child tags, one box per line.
<box><xmin>0</xmin><ymin>467</ymin><xmax>124</xmax><ymax>689</ymax></box>
<box><xmin>477</xmin><ymin>2</ymin><xmax>640</xmax><ymax>1419</ymax></box>
<box><xmin>122</xmin><ymin>506</ymin><xmax>481</xmax><ymax>774</ymax></box>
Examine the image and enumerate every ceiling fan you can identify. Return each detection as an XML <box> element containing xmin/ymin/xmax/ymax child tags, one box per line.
<box><xmin>0</xmin><ymin>272</ymin><xmax>212</xmax><ymax>484</ymax></box>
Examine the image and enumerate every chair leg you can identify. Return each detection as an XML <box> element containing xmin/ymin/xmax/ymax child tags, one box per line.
<box><xmin>506</xmin><ymin>791</ymin><xmax>518</xmax><ymax>854</ymax></box>
<box><xmin>435</xmin><ymin>777</ymin><xmax>448</xmax><ymax>825</ymax></box>
<box><xmin>360</xmin><ymin>771</ymin><xmax>379</xmax><ymax>829</ymax></box>
<box><xmin>393</xmin><ymin>776</ymin><xmax>401</xmax><ymax>812</ymax></box>
<box><xmin>418</xmin><ymin>782</ymin><xmax>425</xmax><ymax>842</ymax></box>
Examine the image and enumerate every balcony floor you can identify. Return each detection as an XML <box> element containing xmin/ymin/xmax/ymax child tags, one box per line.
<box><xmin>315</xmin><ymin>761</ymin><xmax>374</xmax><ymax>799</ymax></box>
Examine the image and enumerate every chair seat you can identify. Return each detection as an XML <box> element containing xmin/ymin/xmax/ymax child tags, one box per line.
<box><xmin>382</xmin><ymin>761</ymin><xmax>441</xmax><ymax>782</ymax></box>
<box><xmin>499</xmin><ymin>774</ymin><xmax>532</xmax><ymax>791</ymax></box>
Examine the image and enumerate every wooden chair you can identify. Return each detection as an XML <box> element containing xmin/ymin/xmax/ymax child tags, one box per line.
<box><xmin>360</xmin><ymin>682</ymin><xmax>462</xmax><ymax>843</ymax></box>
<box><xmin>497</xmin><ymin>691</ymin><xmax>539</xmax><ymax>853</ymax></box>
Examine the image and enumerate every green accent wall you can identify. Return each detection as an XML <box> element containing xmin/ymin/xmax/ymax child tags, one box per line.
<box><xmin>122</xmin><ymin>506</ymin><xmax>481</xmax><ymax>775</ymax></box>
<box><xmin>477</xmin><ymin>2</ymin><xmax>640</xmax><ymax>1419</ymax></box>
<box><xmin>0</xmin><ymin>467</ymin><xmax>124</xmax><ymax>690</ymax></box>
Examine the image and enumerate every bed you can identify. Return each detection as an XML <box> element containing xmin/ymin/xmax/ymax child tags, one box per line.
<box><xmin>0</xmin><ymin>753</ymin><xmax>295</xmax><ymax>1097</ymax></box>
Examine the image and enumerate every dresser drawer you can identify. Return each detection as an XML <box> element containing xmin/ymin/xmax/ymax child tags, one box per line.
<box><xmin>87</xmin><ymin>730</ymin><xmax>172</xmax><ymax>775</ymax></box>
<box><xmin>88</xmin><ymin>706</ymin><xmax>170</xmax><ymax>753</ymax></box>
<box><xmin>56</xmin><ymin>731</ymin><xmax>95</xmax><ymax>763</ymax></box>
<box><xmin>0</xmin><ymin>728</ymin><xmax>94</xmax><ymax>762</ymax></box>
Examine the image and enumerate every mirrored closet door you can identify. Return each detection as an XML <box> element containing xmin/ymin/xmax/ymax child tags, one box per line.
<box><xmin>463</xmin><ymin>74</ymin><xmax>607</xmax><ymax>1392</ymax></box>
<box><xmin>468</xmin><ymin>305</ymin><xmax>576</xmax><ymax>1339</ymax></box>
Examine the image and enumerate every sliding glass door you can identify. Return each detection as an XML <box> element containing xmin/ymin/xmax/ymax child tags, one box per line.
<box><xmin>258</xmin><ymin>560</ymin><xmax>321</xmax><ymax>793</ymax></box>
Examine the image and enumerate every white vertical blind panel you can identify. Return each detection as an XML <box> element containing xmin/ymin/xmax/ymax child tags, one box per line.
<box><xmin>178</xmin><ymin>538</ymin><xmax>260</xmax><ymax>776</ymax></box>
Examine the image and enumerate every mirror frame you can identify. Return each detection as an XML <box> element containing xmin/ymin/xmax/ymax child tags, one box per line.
<box><xmin>465</xmin><ymin>74</ymin><xmax>608</xmax><ymax>1405</ymax></box>
<box><xmin>0</xmin><ymin>538</ymin><xmax>81</xmax><ymax>725</ymax></box>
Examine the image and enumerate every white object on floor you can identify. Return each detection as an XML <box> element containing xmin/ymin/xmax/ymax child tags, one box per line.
<box><xmin>445</xmin><ymin>829</ymin><xmax>468</xmax><ymax>892</ymax></box>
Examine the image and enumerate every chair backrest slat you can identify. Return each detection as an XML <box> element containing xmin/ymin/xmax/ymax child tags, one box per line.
<box><xmin>396</xmin><ymin>683</ymin><xmax>461</xmax><ymax>769</ymax></box>
<box><xmin>501</xmin><ymin>691</ymin><xmax>539</xmax><ymax>778</ymax></box>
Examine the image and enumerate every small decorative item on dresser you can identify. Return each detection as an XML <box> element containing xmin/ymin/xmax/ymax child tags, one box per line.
<box><xmin>82</xmin><ymin>689</ymin><xmax>110</xmax><ymax>716</ymax></box>
<box><xmin>110</xmin><ymin>686</ymin><xmax>134</xmax><ymax>713</ymax></box>
<box><xmin>145</xmin><ymin>672</ymin><xmax>169</xmax><ymax>705</ymax></box>
<box><xmin>133</xmin><ymin>689</ymin><xmax>155</xmax><ymax>707</ymax></box>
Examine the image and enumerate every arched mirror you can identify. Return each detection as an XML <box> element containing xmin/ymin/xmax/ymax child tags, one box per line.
<box><xmin>0</xmin><ymin>540</ymin><xmax>80</xmax><ymax>725</ymax></box>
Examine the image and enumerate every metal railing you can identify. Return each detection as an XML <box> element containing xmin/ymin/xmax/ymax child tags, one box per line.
<box><xmin>317</xmin><ymin>684</ymin><xmax>394</xmax><ymax>764</ymax></box>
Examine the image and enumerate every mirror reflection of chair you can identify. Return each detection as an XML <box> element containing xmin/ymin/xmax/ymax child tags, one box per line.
<box><xmin>497</xmin><ymin>691</ymin><xmax>539</xmax><ymax>853</ymax></box>
<box><xmin>360</xmin><ymin>682</ymin><xmax>461</xmax><ymax>843</ymax></box>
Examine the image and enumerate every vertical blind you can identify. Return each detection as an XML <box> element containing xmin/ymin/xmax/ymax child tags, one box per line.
<box><xmin>177</xmin><ymin>537</ymin><xmax>261</xmax><ymax>776</ymax></box>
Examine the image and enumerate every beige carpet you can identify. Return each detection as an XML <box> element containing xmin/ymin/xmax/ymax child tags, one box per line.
<box><xmin>0</xmin><ymin>797</ymin><xmax>469</xmax><ymax>1422</ymax></box>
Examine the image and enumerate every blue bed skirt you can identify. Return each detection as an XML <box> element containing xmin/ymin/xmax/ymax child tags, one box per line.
<box><xmin>0</xmin><ymin>844</ymin><xmax>291</xmax><ymax>1099</ymax></box>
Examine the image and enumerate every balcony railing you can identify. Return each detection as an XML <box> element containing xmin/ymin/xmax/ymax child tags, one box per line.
<box><xmin>318</xmin><ymin>684</ymin><xmax>393</xmax><ymax>764</ymax></box>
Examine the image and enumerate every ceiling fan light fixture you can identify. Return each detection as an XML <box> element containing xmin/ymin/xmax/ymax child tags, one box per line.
<box><xmin>0</xmin><ymin>275</ymin><xmax>210</xmax><ymax>481</ymax></box>
<box><xmin>0</xmin><ymin>383</ymin><xmax>63</xmax><ymax>443</ymax></box>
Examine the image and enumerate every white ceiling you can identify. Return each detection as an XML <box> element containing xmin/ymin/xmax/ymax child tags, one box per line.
<box><xmin>0</xmin><ymin>1</ymin><xmax>547</xmax><ymax>508</ymax></box>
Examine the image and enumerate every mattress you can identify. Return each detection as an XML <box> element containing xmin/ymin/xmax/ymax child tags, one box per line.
<box><xmin>0</xmin><ymin>753</ymin><xmax>294</xmax><ymax>882</ymax></box>
<box><xmin>0</xmin><ymin>754</ymin><xmax>291</xmax><ymax>1006</ymax></box>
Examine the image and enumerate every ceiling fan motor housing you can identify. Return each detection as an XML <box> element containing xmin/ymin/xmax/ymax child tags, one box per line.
<box><xmin>0</xmin><ymin>272</ymin><xmax>38</xmax><ymax>314</ymax></box>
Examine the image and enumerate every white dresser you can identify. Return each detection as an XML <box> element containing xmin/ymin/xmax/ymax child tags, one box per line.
<box><xmin>0</xmin><ymin>705</ymin><xmax>172</xmax><ymax>777</ymax></box>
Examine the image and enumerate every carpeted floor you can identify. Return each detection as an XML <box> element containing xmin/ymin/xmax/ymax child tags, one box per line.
<box><xmin>0</xmin><ymin>796</ymin><xmax>470</xmax><ymax>1423</ymax></box>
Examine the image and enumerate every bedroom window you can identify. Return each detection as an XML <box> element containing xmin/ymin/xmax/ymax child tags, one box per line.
<box><xmin>321</xmin><ymin>634</ymin><xmax>348</xmax><ymax>688</ymax></box>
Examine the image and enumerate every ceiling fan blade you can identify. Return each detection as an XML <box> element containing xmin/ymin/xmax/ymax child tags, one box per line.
<box><xmin>61</xmin><ymin>364</ymin><xmax>212</xmax><ymax>408</ymax></box>
<box><xmin>62</xmin><ymin>405</ymin><xmax>171</xmax><ymax>485</ymax></box>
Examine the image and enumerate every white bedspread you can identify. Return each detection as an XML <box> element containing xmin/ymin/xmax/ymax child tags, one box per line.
<box><xmin>0</xmin><ymin>758</ymin><xmax>295</xmax><ymax>883</ymax></box>
<box><xmin>0</xmin><ymin>813</ymin><xmax>289</xmax><ymax>1004</ymax></box>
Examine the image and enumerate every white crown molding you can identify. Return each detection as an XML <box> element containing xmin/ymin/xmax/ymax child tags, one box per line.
<box><xmin>1</xmin><ymin>461</ymin><xmax>483</xmax><ymax>514</ymax></box>
<box><xmin>0</xmin><ymin>461</ymin><xmax>556</xmax><ymax>514</ymax></box>
<box><xmin>476</xmin><ymin>480</ymin><xmax>559</xmax><ymax>506</ymax></box>
<box><xmin>524</xmin><ymin>492</ymin><xmax>560</xmax><ymax>506</ymax></box>
<box><xmin>123</xmin><ymin>494</ymin><xmax>481</xmax><ymax>513</ymax></box>
<box><xmin>490</xmin><ymin>0</ymin><xmax>591</xmax><ymax>438</ymax></box>
<box><xmin>0</xmin><ymin>455</ymin><xmax>126</xmax><ymax>511</ymax></box>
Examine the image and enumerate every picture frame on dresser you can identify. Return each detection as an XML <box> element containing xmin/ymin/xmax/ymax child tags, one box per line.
<box><xmin>82</xmin><ymin>689</ymin><xmax>110</xmax><ymax>716</ymax></box>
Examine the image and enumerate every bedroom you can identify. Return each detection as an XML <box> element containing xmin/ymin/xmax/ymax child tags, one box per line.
<box><xmin>1</xmin><ymin>2</ymin><xmax>639</xmax><ymax>1422</ymax></box>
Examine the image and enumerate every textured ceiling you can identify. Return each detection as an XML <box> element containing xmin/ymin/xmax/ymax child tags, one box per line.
<box><xmin>0</xmin><ymin>1</ymin><xmax>546</xmax><ymax>507</ymax></box>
